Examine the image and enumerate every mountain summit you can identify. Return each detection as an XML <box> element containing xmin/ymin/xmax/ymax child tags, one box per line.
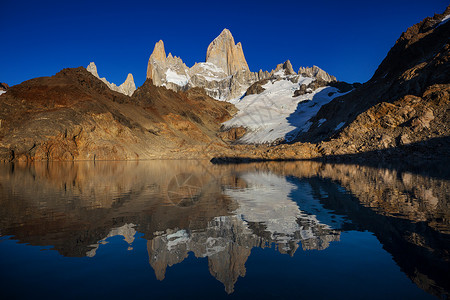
<box><xmin>205</xmin><ymin>28</ymin><xmax>250</xmax><ymax>75</ymax></box>
<box><xmin>86</xmin><ymin>62</ymin><xmax>136</xmax><ymax>96</ymax></box>
<box><xmin>145</xmin><ymin>28</ymin><xmax>335</xmax><ymax>101</ymax></box>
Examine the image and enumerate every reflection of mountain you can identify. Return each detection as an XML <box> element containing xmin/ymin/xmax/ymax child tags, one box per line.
<box><xmin>0</xmin><ymin>160</ymin><xmax>340</xmax><ymax>294</ymax></box>
<box><xmin>238</xmin><ymin>161</ymin><xmax>450</xmax><ymax>297</ymax></box>
<box><xmin>0</xmin><ymin>161</ymin><xmax>234</xmax><ymax>257</ymax></box>
<box><xmin>0</xmin><ymin>160</ymin><xmax>448</xmax><ymax>297</ymax></box>
<box><xmin>147</xmin><ymin>171</ymin><xmax>340</xmax><ymax>293</ymax></box>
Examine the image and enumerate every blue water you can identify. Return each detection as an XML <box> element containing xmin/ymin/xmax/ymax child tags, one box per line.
<box><xmin>0</xmin><ymin>161</ymin><xmax>448</xmax><ymax>299</ymax></box>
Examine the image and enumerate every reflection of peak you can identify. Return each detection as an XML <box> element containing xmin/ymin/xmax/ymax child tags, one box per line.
<box><xmin>147</xmin><ymin>236</ymin><xmax>188</xmax><ymax>280</ymax></box>
<box><xmin>86</xmin><ymin>223</ymin><xmax>136</xmax><ymax>257</ymax></box>
<box><xmin>208</xmin><ymin>243</ymin><xmax>250</xmax><ymax>294</ymax></box>
<box><xmin>145</xmin><ymin>201</ymin><xmax>340</xmax><ymax>294</ymax></box>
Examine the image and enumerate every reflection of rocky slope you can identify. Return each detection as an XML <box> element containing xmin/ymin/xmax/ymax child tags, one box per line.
<box><xmin>0</xmin><ymin>160</ymin><xmax>339</xmax><ymax>294</ymax></box>
<box><xmin>146</xmin><ymin>170</ymin><xmax>340</xmax><ymax>293</ymax></box>
<box><xmin>0</xmin><ymin>160</ymin><xmax>448</xmax><ymax>296</ymax></box>
<box><xmin>147</xmin><ymin>213</ymin><xmax>338</xmax><ymax>293</ymax></box>
<box><xmin>0</xmin><ymin>161</ymin><xmax>234</xmax><ymax>256</ymax></box>
<box><xmin>0</xmin><ymin>67</ymin><xmax>236</xmax><ymax>161</ymax></box>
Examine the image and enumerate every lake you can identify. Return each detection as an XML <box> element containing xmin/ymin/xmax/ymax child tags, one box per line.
<box><xmin>0</xmin><ymin>160</ymin><xmax>449</xmax><ymax>299</ymax></box>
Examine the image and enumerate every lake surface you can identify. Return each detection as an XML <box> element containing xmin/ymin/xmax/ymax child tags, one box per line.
<box><xmin>0</xmin><ymin>160</ymin><xmax>449</xmax><ymax>299</ymax></box>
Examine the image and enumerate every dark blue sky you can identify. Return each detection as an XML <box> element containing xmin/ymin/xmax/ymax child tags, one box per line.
<box><xmin>1</xmin><ymin>0</ymin><xmax>448</xmax><ymax>87</ymax></box>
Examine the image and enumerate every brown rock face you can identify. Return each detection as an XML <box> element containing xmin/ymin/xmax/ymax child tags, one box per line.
<box><xmin>218</xmin><ymin>126</ymin><xmax>247</xmax><ymax>142</ymax></box>
<box><xmin>206</xmin><ymin>29</ymin><xmax>250</xmax><ymax>75</ymax></box>
<box><xmin>0</xmin><ymin>67</ymin><xmax>236</xmax><ymax>161</ymax></box>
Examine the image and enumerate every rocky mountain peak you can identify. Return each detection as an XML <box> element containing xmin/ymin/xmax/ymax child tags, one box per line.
<box><xmin>146</xmin><ymin>40</ymin><xmax>189</xmax><ymax>90</ymax></box>
<box><xmin>147</xmin><ymin>40</ymin><xmax>168</xmax><ymax>80</ymax></box>
<box><xmin>86</xmin><ymin>62</ymin><xmax>99</xmax><ymax>78</ymax></box>
<box><xmin>120</xmin><ymin>73</ymin><xmax>136</xmax><ymax>96</ymax></box>
<box><xmin>86</xmin><ymin>62</ymin><xmax>136</xmax><ymax>96</ymax></box>
<box><xmin>272</xmin><ymin>60</ymin><xmax>296</xmax><ymax>76</ymax></box>
<box><xmin>206</xmin><ymin>28</ymin><xmax>250</xmax><ymax>75</ymax></box>
<box><xmin>151</xmin><ymin>40</ymin><xmax>167</xmax><ymax>62</ymax></box>
<box><xmin>298</xmin><ymin>65</ymin><xmax>336</xmax><ymax>82</ymax></box>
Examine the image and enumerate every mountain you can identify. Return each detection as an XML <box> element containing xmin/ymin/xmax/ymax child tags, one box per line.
<box><xmin>145</xmin><ymin>28</ymin><xmax>336</xmax><ymax>101</ymax></box>
<box><xmin>86</xmin><ymin>62</ymin><xmax>136</xmax><ymax>96</ymax></box>
<box><xmin>213</xmin><ymin>6</ymin><xmax>450</xmax><ymax>163</ymax></box>
<box><xmin>0</xmin><ymin>6</ymin><xmax>448</xmax><ymax>163</ymax></box>
<box><xmin>0</xmin><ymin>67</ymin><xmax>235</xmax><ymax>161</ymax></box>
<box><xmin>205</xmin><ymin>28</ymin><xmax>250</xmax><ymax>75</ymax></box>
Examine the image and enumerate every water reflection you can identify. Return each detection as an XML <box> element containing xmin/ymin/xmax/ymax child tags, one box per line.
<box><xmin>0</xmin><ymin>161</ymin><xmax>448</xmax><ymax>298</ymax></box>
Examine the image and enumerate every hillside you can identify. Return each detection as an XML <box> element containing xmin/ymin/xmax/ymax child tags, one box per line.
<box><xmin>0</xmin><ymin>67</ymin><xmax>235</xmax><ymax>161</ymax></box>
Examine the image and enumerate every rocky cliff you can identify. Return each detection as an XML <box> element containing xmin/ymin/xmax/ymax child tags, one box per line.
<box><xmin>205</xmin><ymin>28</ymin><xmax>250</xmax><ymax>75</ymax></box>
<box><xmin>298</xmin><ymin>65</ymin><xmax>337</xmax><ymax>82</ymax></box>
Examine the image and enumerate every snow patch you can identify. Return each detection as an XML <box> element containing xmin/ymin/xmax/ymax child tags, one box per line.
<box><xmin>167</xmin><ymin>229</ymin><xmax>190</xmax><ymax>250</ymax></box>
<box><xmin>165</xmin><ymin>69</ymin><xmax>189</xmax><ymax>86</ymax></box>
<box><xmin>223</xmin><ymin>75</ymin><xmax>348</xmax><ymax>144</ymax></box>
<box><xmin>318</xmin><ymin>119</ymin><xmax>327</xmax><ymax>127</ymax></box>
<box><xmin>0</xmin><ymin>90</ymin><xmax>6</xmax><ymax>95</ymax></box>
<box><xmin>436</xmin><ymin>14</ymin><xmax>450</xmax><ymax>28</ymax></box>
<box><xmin>197</xmin><ymin>62</ymin><xmax>225</xmax><ymax>73</ymax></box>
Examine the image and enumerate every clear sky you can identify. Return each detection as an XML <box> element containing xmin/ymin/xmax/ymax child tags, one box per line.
<box><xmin>1</xmin><ymin>0</ymin><xmax>448</xmax><ymax>87</ymax></box>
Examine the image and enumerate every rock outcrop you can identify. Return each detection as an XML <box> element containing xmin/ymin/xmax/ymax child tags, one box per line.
<box><xmin>146</xmin><ymin>40</ymin><xmax>190</xmax><ymax>91</ymax></box>
<box><xmin>272</xmin><ymin>60</ymin><xmax>297</xmax><ymax>76</ymax></box>
<box><xmin>298</xmin><ymin>65</ymin><xmax>337</xmax><ymax>82</ymax></box>
<box><xmin>86</xmin><ymin>62</ymin><xmax>136</xmax><ymax>96</ymax></box>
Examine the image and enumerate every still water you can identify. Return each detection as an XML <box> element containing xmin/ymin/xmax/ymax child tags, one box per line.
<box><xmin>0</xmin><ymin>160</ymin><xmax>448</xmax><ymax>299</ymax></box>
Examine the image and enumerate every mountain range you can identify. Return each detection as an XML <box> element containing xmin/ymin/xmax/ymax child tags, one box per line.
<box><xmin>0</xmin><ymin>5</ymin><xmax>448</xmax><ymax>163</ymax></box>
